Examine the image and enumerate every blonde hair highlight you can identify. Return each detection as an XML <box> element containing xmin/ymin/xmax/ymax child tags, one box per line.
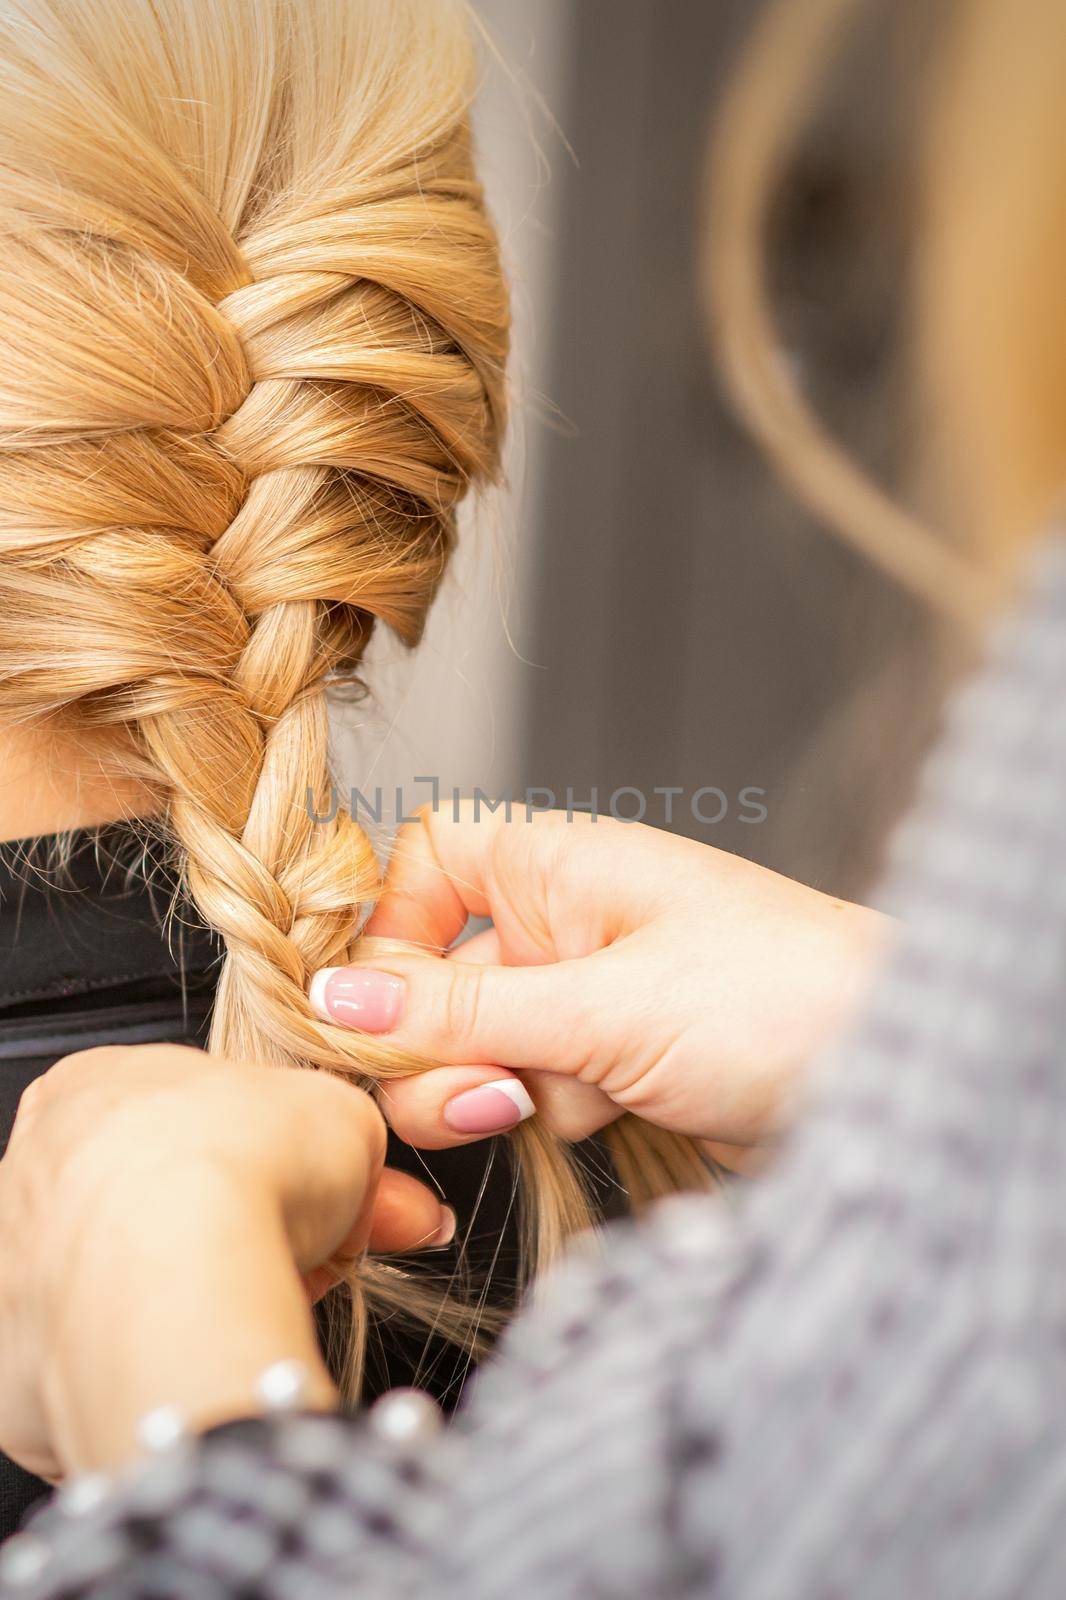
<box><xmin>0</xmin><ymin>0</ymin><xmax>711</xmax><ymax>1389</ymax></box>
<box><xmin>702</xmin><ymin>0</ymin><xmax>1028</xmax><ymax>624</ymax></box>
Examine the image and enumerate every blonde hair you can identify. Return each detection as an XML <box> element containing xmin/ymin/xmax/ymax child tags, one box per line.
<box><xmin>0</xmin><ymin>0</ymin><xmax>711</xmax><ymax>1387</ymax></box>
<box><xmin>917</xmin><ymin>0</ymin><xmax>1066</xmax><ymax>562</ymax></box>
<box><xmin>704</xmin><ymin>0</ymin><xmax>1066</xmax><ymax>621</ymax></box>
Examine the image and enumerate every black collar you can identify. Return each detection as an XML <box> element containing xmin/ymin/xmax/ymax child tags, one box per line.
<box><xmin>0</xmin><ymin>822</ymin><xmax>220</xmax><ymax>1018</ymax></box>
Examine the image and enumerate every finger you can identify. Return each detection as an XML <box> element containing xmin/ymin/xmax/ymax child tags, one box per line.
<box><xmin>379</xmin><ymin>1064</ymin><xmax>532</xmax><ymax>1148</ymax></box>
<box><xmin>302</xmin><ymin>1167</ymin><xmax>455</xmax><ymax>1303</ymax></box>
<box><xmin>365</xmin><ymin>802</ymin><xmax>573</xmax><ymax>954</ymax></box>
<box><xmin>366</xmin><ymin>1166</ymin><xmax>456</xmax><ymax>1254</ymax></box>
<box><xmin>309</xmin><ymin>947</ymin><xmax>617</xmax><ymax>1079</ymax></box>
<box><xmin>366</xmin><ymin>804</ymin><xmax>678</xmax><ymax>958</ymax></box>
<box><xmin>402</xmin><ymin>933</ymin><xmax>623</xmax><ymax>1137</ymax></box>
<box><xmin>446</xmin><ymin>926</ymin><xmax>500</xmax><ymax>963</ymax></box>
<box><xmin>700</xmin><ymin>1139</ymin><xmax>775</xmax><ymax>1177</ymax></box>
<box><xmin>380</xmin><ymin>1064</ymin><xmax>617</xmax><ymax>1148</ymax></box>
<box><xmin>304</xmin><ymin>1265</ymin><xmax>342</xmax><ymax>1304</ymax></box>
<box><xmin>518</xmin><ymin>1069</ymin><xmax>622</xmax><ymax>1141</ymax></box>
<box><xmin>364</xmin><ymin>807</ymin><xmax>490</xmax><ymax>950</ymax></box>
<box><xmin>265</xmin><ymin>1070</ymin><xmax>388</xmax><ymax>1270</ymax></box>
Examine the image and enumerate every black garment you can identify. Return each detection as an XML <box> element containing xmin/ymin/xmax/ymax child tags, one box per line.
<box><xmin>0</xmin><ymin>824</ymin><xmax>522</xmax><ymax>1539</ymax></box>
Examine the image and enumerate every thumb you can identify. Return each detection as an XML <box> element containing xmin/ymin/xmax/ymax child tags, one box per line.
<box><xmin>308</xmin><ymin>950</ymin><xmax>613</xmax><ymax>1083</ymax></box>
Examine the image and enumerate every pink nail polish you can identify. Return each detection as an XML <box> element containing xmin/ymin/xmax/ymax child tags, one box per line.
<box><xmin>308</xmin><ymin>967</ymin><xmax>405</xmax><ymax>1033</ymax></box>
<box><xmin>443</xmin><ymin>1081</ymin><xmax>536</xmax><ymax>1135</ymax></box>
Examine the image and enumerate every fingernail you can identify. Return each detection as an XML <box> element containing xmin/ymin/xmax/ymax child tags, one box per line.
<box><xmin>443</xmin><ymin>1080</ymin><xmax>535</xmax><ymax>1135</ymax></box>
<box><xmin>309</xmin><ymin>967</ymin><xmax>405</xmax><ymax>1033</ymax></box>
<box><xmin>429</xmin><ymin>1206</ymin><xmax>457</xmax><ymax>1248</ymax></box>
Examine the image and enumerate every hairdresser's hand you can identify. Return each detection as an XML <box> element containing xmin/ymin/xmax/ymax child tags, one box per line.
<box><xmin>0</xmin><ymin>1043</ymin><xmax>451</xmax><ymax>1479</ymax></box>
<box><xmin>310</xmin><ymin>806</ymin><xmax>890</xmax><ymax>1168</ymax></box>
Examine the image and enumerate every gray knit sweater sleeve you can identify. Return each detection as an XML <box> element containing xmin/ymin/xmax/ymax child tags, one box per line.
<box><xmin>5</xmin><ymin>539</ymin><xmax>1066</xmax><ymax>1600</ymax></box>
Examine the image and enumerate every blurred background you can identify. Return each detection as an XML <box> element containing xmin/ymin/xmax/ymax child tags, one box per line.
<box><xmin>335</xmin><ymin>0</ymin><xmax>945</xmax><ymax>903</ymax></box>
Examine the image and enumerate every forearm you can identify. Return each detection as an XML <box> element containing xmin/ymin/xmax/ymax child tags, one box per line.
<box><xmin>43</xmin><ymin>1172</ymin><xmax>336</xmax><ymax>1473</ymax></box>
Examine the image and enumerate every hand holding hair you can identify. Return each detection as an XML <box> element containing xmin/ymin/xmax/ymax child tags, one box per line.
<box><xmin>0</xmin><ymin>1045</ymin><xmax>451</xmax><ymax>1480</ymax></box>
<box><xmin>310</xmin><ymin>804</ymin><xmax>891</xmax><ymax>1168</ymax></box>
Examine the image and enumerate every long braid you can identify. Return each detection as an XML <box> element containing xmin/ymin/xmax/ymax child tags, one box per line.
<box><xmin>0</xmin><ymin>0</ymin><xmax>714</xmax><ymax>1394</ymax></box>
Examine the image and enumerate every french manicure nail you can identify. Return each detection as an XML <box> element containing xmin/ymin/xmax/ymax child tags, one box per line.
<box><xmin>443</xmin><ymin>1080</ymin><xmax>535</xmax><ymax>1135</ymax></box>
<box><xmin>430</xmin><ymin>1206</ymin><xmax>457</xmax><ymax>1248</ymax></box>
<box><xmin>309</xmin><ymin>967</ymin><xmax>405</xmax><ymax>1033</ymax></box>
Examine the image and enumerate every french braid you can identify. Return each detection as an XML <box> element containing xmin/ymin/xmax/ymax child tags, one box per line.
<box><xmin>0</xmin><ymin>0</ymin><xmax>713</xmax><ymax>1389</ymax></box>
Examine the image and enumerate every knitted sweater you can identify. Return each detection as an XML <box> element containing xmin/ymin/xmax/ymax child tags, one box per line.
<box><xmin>4</xmin><ymin>538</ymin><xmax>1066</xmax><ymax>1600</ymax></box>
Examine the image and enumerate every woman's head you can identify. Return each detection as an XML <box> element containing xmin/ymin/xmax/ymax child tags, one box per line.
<box><xmin>0</xmin><ymin>0</ymin><xmax>713</xmax><ymax>1373</ymax></box>
<box><xmin>0</xmin><ymin>0</ymin><xmax>508</xmax><ymax>1067</ymax></box>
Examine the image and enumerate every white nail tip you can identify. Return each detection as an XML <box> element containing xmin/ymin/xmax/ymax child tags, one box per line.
<box><xmin>308</xmin><ymin>967</ymin><xmax>342</xmax><ymax>1021</ymax></box>
<box><xmin>491</xmin><ymin>1079</ymin><xmax>536</xmax><ymax>1121</ymax></box>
